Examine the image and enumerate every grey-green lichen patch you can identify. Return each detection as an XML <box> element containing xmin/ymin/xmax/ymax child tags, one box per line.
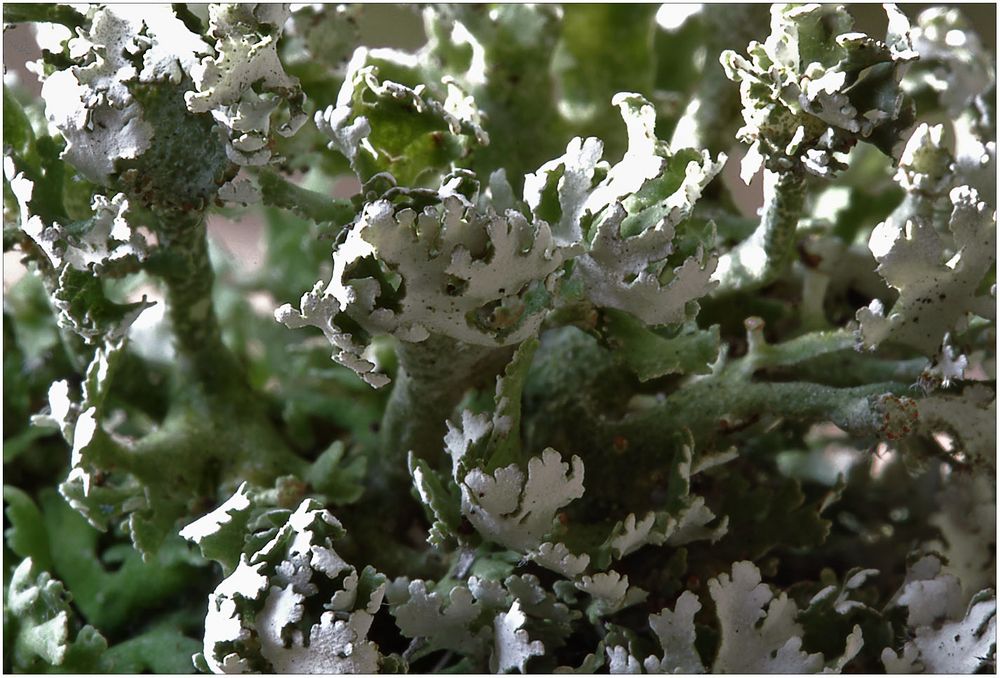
<box><xmin>5</xmin><ymin>559</ymin><xmax>107</xmax><ymax>672</ymax></box>
<box><xmin>34</xmin><ymin>5</ymin><xmax>238</xmax><ymax>213</ymax></box>
<box><xmin>119</xmin><ymin>80</ymin><xmax>235</xmax><ymax>213</ymax></box>
<box><xmin>6</xmin><ymin>165</ymin><xmax>147</xmax><ymax>277</ymax></box>
<box><xmin>6</xmin><ymin>160</ymin><xmax>155</xmax><ymax>346</ymax></box>
<box><xmin>37</xmin><ymin>6</ymin><xmax>212</xmax><ymax>185</ymax></box>
<box><xmin>710</xmin><ymin>560</ymin><xmax>825</xmax><ymax>672</ymax></box>
<box><xmin>389</xmin><ymin>579</ymin><xmax>493</xmax><ymax>657</ymax></box>
<box><xmin>722</xmin><ymin>4</ymin><xmax>917</xmax><ymax>179</ymax></box>
<box><xmin>712</xmin><ymin>168</ymin><xmax>805</xmax><ymax>290</ymax></box>
<box><xmin>317</xmin><ymin>47</ymin><xmax>489</xmax><ymax>186</ymax></box>
<box><xmin>523</xmin><ymin>135</ymin><xmax>605</xmax><ymax>246</ymax></box>
<box><xmin>411</xmin><ymin>343</ymin><xmax>726</xmax><ymax>588</ymax></box>
<box><xmin>3</xmin><ymin>3</ymin><xmax>997</xmax><ymax>675</ymax></box>
<box><xmin>385</xmin><ymin>573</ymin><xmax>582</xmax><ymax>672</ymax></box>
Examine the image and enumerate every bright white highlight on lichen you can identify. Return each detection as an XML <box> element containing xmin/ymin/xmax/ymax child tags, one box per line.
<box><xmin>945</xmin><ymin>29</ymin><xmax>967</xmax><ymax>46</ymax></box>
<box><xmin>656</xmin><ymin>3</ymin><xmax>702</xmax><ymax>31</ymax></box>
<box><xmin>813</xmin><ymin>186</ymin><xmax>851</xmax><ymax>223</ymax></box>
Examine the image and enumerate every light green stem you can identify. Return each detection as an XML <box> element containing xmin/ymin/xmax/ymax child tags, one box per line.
<box><xmin>119</xmin><ymin>211</ymin><xmax>307</xmax><ymax>543</ymax></box>
<box><xmin>713</xmin><ymin>169</ymin><xmax>806</xmax><ymax>293</ymax></box>
<box><xmin>612</xmin><ymin>379</ymin><xmax>909</xmax><ymax>449</ymax></box>
<box><xmin>380</xmin><ymin>335</ymin><xmax>513</xmax><ymax>469</ymax></box>
<box><xmin>727</xmin><ymin>326</ymin><xmax>857</xmax><ymax>380</ymax></box>
<box><xmin>257</xmin><ymin>169</ymin><xmax>357</xmax><ymax>234</ymax></box>
<box><xmin>155</xmin><ymin>212</ymin><xmax>244</xmax><ymax>393</ymax></box>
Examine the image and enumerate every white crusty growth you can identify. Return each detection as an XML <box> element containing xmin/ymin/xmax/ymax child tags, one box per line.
<box><xmin>571</xmin><ymin>94</ymin><xmax>725</xmax><ymax>326</ymax></box>
<box><xmin>709</xmin><ymin>561</ymin><xmax>861</xmax><ymax>673</ymax></box>
<box><xmin>38</xmin><ymin>6</ymin><xmax>211</xmax><ymax>184</ymax></box>
<box><xmin>605</xmin><ymin>590</ymin><xmax>705</xmax><ymax>673</ymax></box>
<box><xmin>881</xmin><ymin>555</ymin><xmax>997</xmax><ymax>673</ymax></box>
<box><xmin>186</xmin><ymin>4</ymin><xmax>306</xmax><ymax>165</ymax></box>
<box><xmin>5</xmin><ymin>162</ymin><xmax>148</xmax><ymax>276</ymax></box>
<box><xmin>390</xmin><ymin>580</ymin><xmax>492</xmax><ymax>655</ymax></box>
<box><xmin>195</xmin><ymin>497</ymin><xmax>386</xmax><ymax>674</ymax></box>
<box><xmin>460</xmin><ymin>448</ymin><xmax>585</xmax><ymax>553</ymax></box>
<box><xmin>605</xmin><ymin>562</ymin><xmax>865</xmax><ymax>674</ymax></box>
<box><xmin>277</xmin><ymin>193</ymin><xmax>571</xmax><ymax>386</ymax></box>
<box><xmin>275</xmin><ymin>283</ymin><xmax>388</xmax><ymax>388</ymax></box>
<box><xmin>492</xmin><ymin>600</ymin><xmax>545</xmax><ymax>673</ymax></box>
<box><xmin>574</xmin><ymin>196</ymin><xmax>719</xmax><ymax>327</ymax></box>
<box><xmin>858</xmin><ymin>185</ymin><xmax>996</xmax><ymax>355</ymax></box>
<box><xmin>523</xmin><ymin>135</ymin><xmax>606</xmax><ymax>246</ymax></box>
<box><xmin>575</xmin><ymin>570</ymin><xmax>646</xmax><ymax>616</ymax></box>
<box><xmin>721</xmin><ymin>4</ymin><xmax>917</xmax><ymax>178</ymax></box>
<box><xmin>528</xmin><ymin>542</ymin><xmax>591</xmax><ymax>578</ymax></box>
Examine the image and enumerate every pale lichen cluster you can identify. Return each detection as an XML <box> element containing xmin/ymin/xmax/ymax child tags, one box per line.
<box><xmin>2</xmin><ymin>3</ymin><xmax>995</xmax><ymax>675</ymax></box>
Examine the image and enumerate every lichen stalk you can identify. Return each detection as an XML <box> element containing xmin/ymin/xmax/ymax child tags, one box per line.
<box><xmin>154</xmin><ymin>211</ymin><xmax>243</xmax><ymax>393</ymax></box>
<box><xmin>142</xmin><ymin>211</ymin><xmax>307</xmax><ymax>496</ymax></box>
<box><xmin>380</xmin><ymin>335</ymin><xmax>514</xmax><ymax>471</ymax></box>
<box><xmin>612</xmin><ymin>379</ymin><xmax>909</xmax><ymax>450</ymax></box>
<box><xmin>713</xmin><ymin>169</ymin><xmax>806</xmax><ymax>292</ymax></box>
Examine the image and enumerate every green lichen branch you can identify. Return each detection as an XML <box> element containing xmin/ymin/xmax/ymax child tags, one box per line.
<box><xmin>628</xmin><ymin>322</ymin><xmax>918</xmax><ymax>445</ymax></box>
<box><xmin>377</xmin><ymin>336</ymin><xmax>513</xmax><ymax>487</ymax></box>
<box><xmin>711</xmin><ymin>169</ymin><xmax>807</xmax><ymax>292</ymax></box>
<box><xmin>256</xmin><ymin>168</ymin><xmax>357</xmax><ymax>237</ymax></box>
<box><xmin>146</xmin><ymin>206</ymin><xmax>305</xmax><ymax>444</ymax></box>
<box><xmin>2</xmin><ymin>3</ymin><xmax>86</xmax><ymax>28</ymax></box>
<box><xmin>148</xmin><ymin>211</ymin><xmax>244</xmax><ymax>393</ymax></box>
<box><xmin>613</xmin><ymin>378</ymin><xmax>910</xmax><ymax>452</ymax></box>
